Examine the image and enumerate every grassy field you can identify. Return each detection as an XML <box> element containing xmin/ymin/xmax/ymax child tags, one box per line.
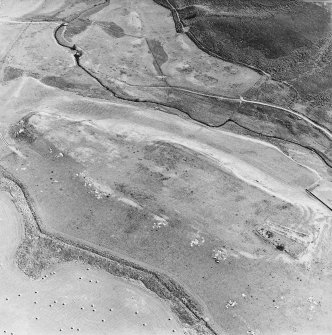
<box><xmin>0</xmin><ymin>1</ymin><xmax>332</xmax><ymax>334</ymax></box>
<box><xmin>1</xmin><ymin>101</ymin><xmax>329</xmax><ymax>334</ymax></box>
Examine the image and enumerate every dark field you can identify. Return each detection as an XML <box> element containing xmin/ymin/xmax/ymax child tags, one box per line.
<box><xmin>158</xmin><ymin>0</ymin><xmax>329</xmax><ymax>75</ymax></box>
<box><xmin>98</xmin><ymin>21</ymin><xmax>125</xmax><ymax>38</ymax></box>
<box><xmin>155</xmin><ymin>0</ymin><xmax>332</xmax><ymax>122</ymax></box>
<box><xmin>3</xmin><ymin>66</ymin><xmax>24</xmax><ymax>82</ymax></box>
<box><xmin>64</xmin><ymin>19</ymin><xmax>92</xmax><ymax>40</ymax></box>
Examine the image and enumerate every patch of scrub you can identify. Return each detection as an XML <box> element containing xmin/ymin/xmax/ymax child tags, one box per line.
<box><xmin>3</xmin><ymin>66</ymin><xmax>24</xmax><ymax>82</ymax></box>
<box><xmin>41</xmin><ymin>76</ymin><xmax>92</xmax><ymax>92</ymax></box>
<box><xmin>97</xmin><ymin>21</ymin><xmax>125</xmax><ymax>38</ymax></box>
<box><xmin>64</xmin><ymin>18</ymin><xmax>92</xmax><ymax>40</ymax></box>
<box><xmin>146</xmin><ymin>38</ymin><xmax>168</xmax><ymax>67</ymax></box>
<box><xmin>189</xmin><ymin>231</ymin><xmax>205</xmax><ymax>247</ymax></box>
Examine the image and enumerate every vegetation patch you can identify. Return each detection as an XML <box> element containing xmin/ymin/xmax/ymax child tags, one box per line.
<box><xmin>154</xmin><ymin>0</ymin><xmax>332</xmax><ymax>122</ymax></box>
<box><xmin>97</xmin><ymin>21</ymin><xmax>125</xmax><ymax>38</ymax></box>
<box><xmin>64</xmin><ymin>19</ymin><xmax>92</xmax><ymax>40</ymax></box>
<box><xmin>3</xmin><ymin>66</ymin><xmax>24</xmax><ymax>82</ymax></box>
